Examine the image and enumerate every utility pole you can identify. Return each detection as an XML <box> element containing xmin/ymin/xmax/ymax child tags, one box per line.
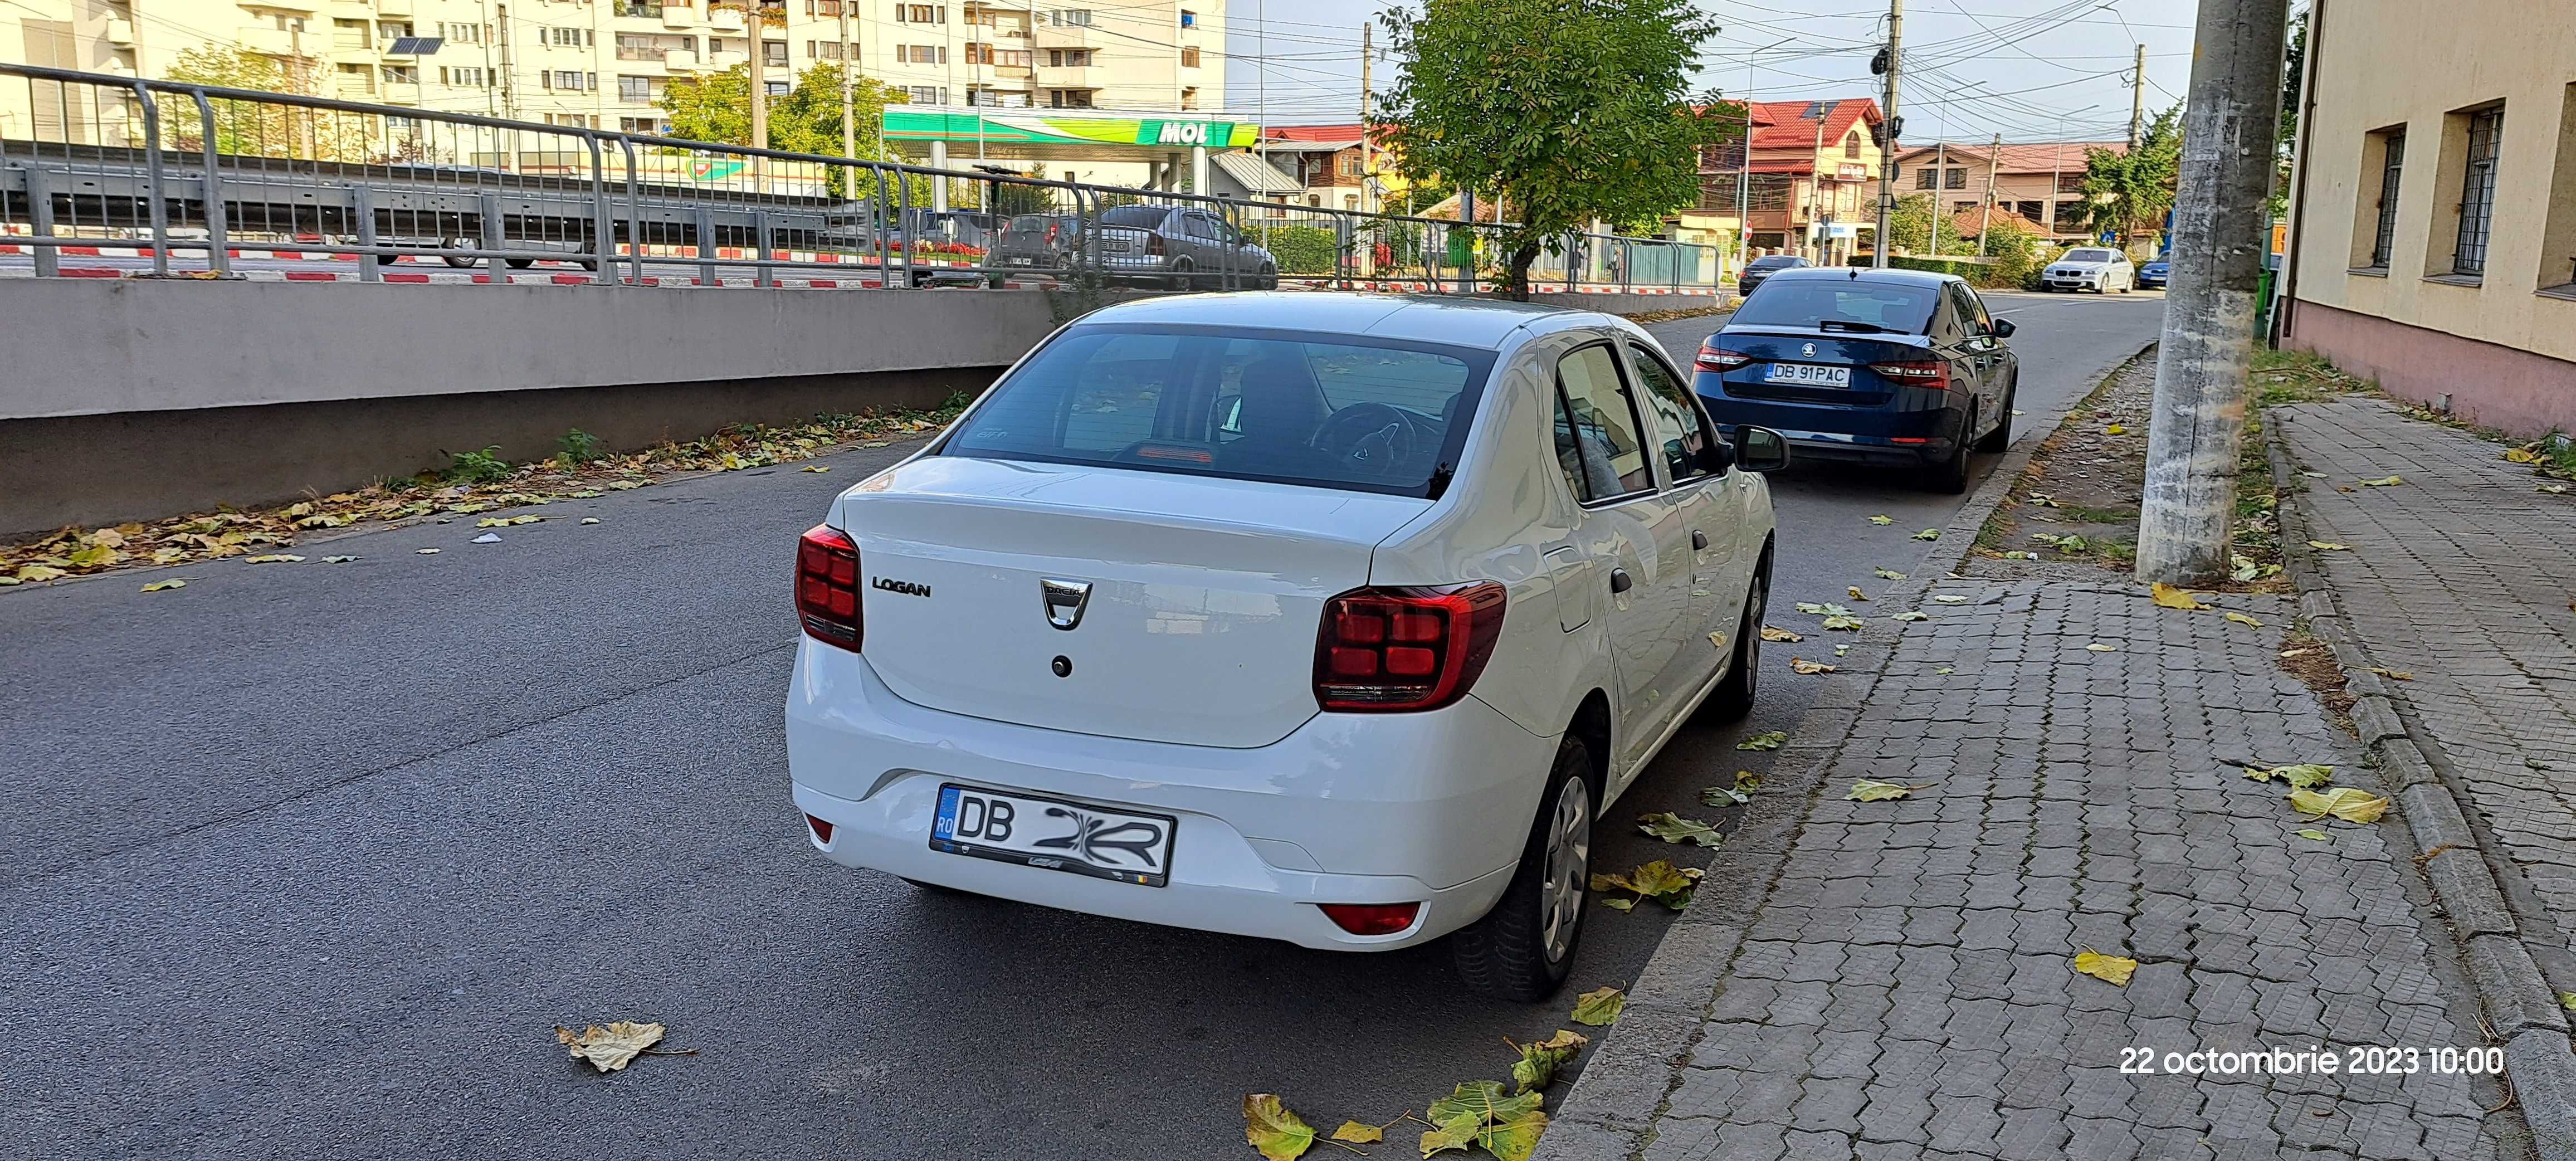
<box><xmin>1358</xmin><ymin>22</ymin><xmax>1373</xmax><ymax>216</ymax></box>
<box><xmin>1872</xmin><ymin>0</ymin><xmax>1901</xmax><ymax>267</ymax></box>
<box><xmin>840</xmin><ymin>1</ymin><xmax>855</xmax><ymax>161</ymax></box>
<box><xmin>2128</xmin><ymin>42</ymin><xmax>2145</xmax><ymax>149</ymax></box>
<box><xmin>747</xmin><ymin>7</ymin><xmax>768</xmax><ymax>192</ymax></box>
<box><xmin>1735</xmin><ymin>37</ymin><xmax>1789</xmax><ymax>268</ymax></box>
<box><xmin>2134</xmin><ymin>0</ymin><xmax>2292</xmax><ymax>585</ymax></box>
<box><xmin>1928</xmin><ymin>140</ymin><xmax>1944</xmax><ymax>258</ymax></box>
<box><xmin>1978</xmin><ymin>131</ymin><xmax>1999</xmax><ymax>256</ymax></box>
<box><xmin>1805</xmin><ymin>101</ymin><xmax>1828</xmax><ymax>261</ymax></box>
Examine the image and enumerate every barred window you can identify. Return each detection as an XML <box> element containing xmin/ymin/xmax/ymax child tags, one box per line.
<box><xmin>2369</xmin><ymin>129</ymin><xmax>2404</xmax><ymax>268</ymax></box>
<box><xmin>2452</xmin><ymin>108</ymin><xmax>2501</xmax><ymax>276</ymax></box>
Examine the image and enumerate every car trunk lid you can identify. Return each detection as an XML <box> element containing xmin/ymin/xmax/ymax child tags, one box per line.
<box><xmin>832</xmin><ymin>456</ymin><xmax>1431</xmax><ymax>749</ymax></box>
<box><xmin>1711</xmin><ymin>328</ymin><xmax>1932</xmax><ymax>404</ymax></box>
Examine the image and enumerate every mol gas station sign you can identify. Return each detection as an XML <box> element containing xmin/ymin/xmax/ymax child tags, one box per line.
<box><xmin>882</xmin><ymin>109</ymin><xmax>1260</xmax><ymax>160</ymax></box>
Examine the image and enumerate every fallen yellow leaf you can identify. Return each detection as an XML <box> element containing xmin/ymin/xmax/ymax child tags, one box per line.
<box><xmin>2289</xmin><ymin>787</ymin><xmax>2390</xmax><ymax>823</ymax></box>
<box><xmin>1330</xmin><ymin>1120</ymin><xmax>1385</xmax><ymax>1145</ymax></box>
<box><xmin>243</xmin><ymin>554</ymin><xmax>305</xmax><ymax>564</ymax></box>
<box><xmin>2149</xmin><ymin>583</ymin><xmax>2206</xmax><ymax>611</ymax></box>
<box><xmin>1846</xmin><ymin>586</ymin><xmax>1869</xmax><ymax>601</ymax></box>
<box><xmin>2222</xmin><ymin>611</ymin><xmax>2263</xmax><ymax>627</ymax></box>
<box><xmin>1846</xmin><ymin>779</ymin><xmax>1914</xmax><ymax>801</ymax></box>
<box><xmin>553</xmin><ymin>1021</ymin><xmax>666</xmax><ymax>1073</ymax></box>
<box><xmin>2074</xmin><ymin>948</ymin><xmax>2139</xmax><ymax>987</ymax></box>
<box><xmin>1790</xmin><ymin>658</ymin><xmax>1836</xmax><ymax>675</ymax></box>
<box><xmin>1868</xmin><ymin>515</ymin><xmax>1894</xmax><ymax>525</ymax></box>
<box><xmin>2105</xmin><ymin>423</ymin><xmax>2127</xmax><ymax>435</ymax></box>
<box><xmin>2307</xmin><ymin>541</ymin><xmax>2351</xmax><ymax>550</ymax></box>
<box><xmin>2360</xmin><ymin>475</ymin><xmax>2404</xmax><ymax>487</ymax></box>
<box><xmin>1243</xmin><ymin>1094</ymin><xmax>1317</xmax><ymax>1161</ymax></box>
<box><xmin>2085</xmin><ymin>642</ymin><xmax>2118</xmax><ymax>652</ymax></box>
<box><xmin>140</xmin><ymin>579</ymin><xmax>187</xmax><ymax>592</ymax></box>
<box><xmin>1759</xmin><ymin>625</ymin><xmax>1803</xmax><ymax>642</ymax></box>
<box><xmin>1570</xmin><ymin>986</ymin><xmax>1626</xmax><ymax>1026</ymax></box>
<box><xmin>2367</xmin><ymin>666</ymin><xmax>2413</xmax><ymax>681</ymax></box>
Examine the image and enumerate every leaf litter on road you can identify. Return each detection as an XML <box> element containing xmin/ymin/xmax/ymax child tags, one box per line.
<box><xmin>2149</xmin><ymin>583</ymin><xmax>2207</xmax><ymax>611</ymax></box>
<box><xmin>1868</xmin><ymin>515</ymin><xmax>1894</xmax><ymax>525</ymax></box>
<box><xmin>2289</xmin><ymin>787</ymin><xmax>2390</xmax><ymax>824</ymax></box>
<box><xmin>139</xmin><ymin>579</ymin><xmax>186</xmax><ymax>592</ymax></box>
<box><xmin>2245</xmin><ymin>763</ymin><xmax>2335</xmax><ymax>789</ymax></box>
<box><xmin>1422</xmin><ymin>1081</ymin><xmax>1548</xmax><ymax>1161</ymax></box>
<box><xmin>1846</xmin><ymin>779</ymin><xmax>1925</xmax><ymax>802</ymax></box>
<box><xmin>1790</xmin><ymin>658</ymin><xmax>1835</xmax><ymax>675</ymax></box>
<box><xmin>1243</xmin><ymin>1094</ymin><xmax>1318</xmax><ymax>1161</ymax></box>
<box><xmin>1913</xmin><ymin>528</ymin><xmax>1941</xmax><ymax>540</ymax></box>
<box><xmin>1593</xmin><ymin>860</ymin><xmax>1702</xmax><ymax>912</ymax></box>
<box><xmin>2223</xmin><ymin>611</ymin><xmax>2263</xmax><ymax>627</ymax></box>
<box><xmin>554</xmin><ymin>1021</ymin><xmax>691</xmax><ymax>1073</ymax></box>
<box><xmin>1821</xmin><ymin>615</ymin><xmax>1865</xmax><ymax>631</ymax></box>
<box><xmin>1569</xmin><ymin>987</ymin><xmax>1626</xmax><ymax>1027</ymax></box>
<box><xmin>1737</xmin><ymin>730</ymin><xmax>1787</xmax><ymax>751</ymax></box>
<box><xmin>1874</xmin><ymin>568</ymin><xmax>1907</xmax><ymax>580</ymax></box>
<box><xmin>1637</xmin><ymin>813</ymin><xmax>1721</xmax><ymax>847</ymax></box>
<box><xmin>1759</xmin><ymin>625</ymin><xmax>1804</xmax><ymax>642</ymax></box>
<box><xmin>1506</xmin><ymin>1031</ymin><xmax>1589</xmax><ymax>1094</ymax></box>
<box><xmin>2074</xmin><ymin>949</ymin><xmax>2139</xmax><ymax>987</ymax></box>
<box><xmin>243</xmin><ymin>554</ymin><xmax>305</xmax><ymax>564</ymax></box>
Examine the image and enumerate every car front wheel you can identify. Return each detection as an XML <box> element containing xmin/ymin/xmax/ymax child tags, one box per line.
<box><xmin>1451</xmin><ymin>735</ymin><xmax>1593</xmax><ymax>1001</ymax></box>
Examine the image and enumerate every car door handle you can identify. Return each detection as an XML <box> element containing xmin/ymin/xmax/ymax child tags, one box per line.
<box><xmin>1609</xmin><ymin>568</ymin><xmax>1633</xmax><ymax>594</ymax></box>
<box><xmin>1691</xmin><ymin>530</ymin><xmax>1709</xmax><ymax>550</ymax></box>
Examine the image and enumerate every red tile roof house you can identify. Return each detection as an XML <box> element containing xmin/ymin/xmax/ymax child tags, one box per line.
<box><xmin>1681</xmin><ymin>97</ymin><xmax>1886</xmax><ymax>264</ymax></box>
<box><xmin>1892</xmin><ymin>139</ymin><xmax>2129</xmax><ymax>246</ymax></box>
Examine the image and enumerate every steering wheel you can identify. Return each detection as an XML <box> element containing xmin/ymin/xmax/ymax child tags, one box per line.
<box><xmin>1313</xmin><ymin>402</ymin><xmax>1418</xmax><ymax>472</ymax></box>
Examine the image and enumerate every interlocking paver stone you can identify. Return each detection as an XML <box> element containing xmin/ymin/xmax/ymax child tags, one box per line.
<box><xmin>1543</xmin><ymin>573</ymin><xmax>2529</xmax><ymax>1160</ymax></box>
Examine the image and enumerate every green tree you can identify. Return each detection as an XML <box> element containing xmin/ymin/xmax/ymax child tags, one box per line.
<box><xmin>660</xmin><ymin>62</ymin><xmax>902</xmax><ymax>158</ymax></box>
<box><xmin>2077</xmin><ymin>103</ymin><xmax>2183</xmax><ymax>249</ymax></box>
<box><xmin>1885</xmin><ymin>192</ymin><xmax>1967</xmax><ymax>256</ymax></box>
<box><xmin>2271</xmin><ymin>10</ymin><xmax>2306</xmax><ymax>218</ymax></box>
<box><xmin>159</xmin><ymin>47</ymin><xmax>326</xmax><ymax>158</ymax></box>
<box><xmin>1372</xmin><ymin>0</ymin><xmax>1739</xmax><ymax>300</ymax></box>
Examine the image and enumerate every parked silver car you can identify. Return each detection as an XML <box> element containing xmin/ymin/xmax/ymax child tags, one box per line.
<box><xmin>1091</xmin><ymin>204</ymin><xmax>1278</xmax><ymax>290</ymax></box>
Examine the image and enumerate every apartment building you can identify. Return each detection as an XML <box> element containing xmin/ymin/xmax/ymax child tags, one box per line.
<box><xmin>2</xmin><ymin>0</ymin><xmax>1221</xmax><ymax>145</ymax></box>
<box><xmin>2277</xmin><ymin>0</ymin><xmax>2576</xmax><ymax>436</ymax></box>
<box><xmin>1680</xmin><ymin>97</ymin><xmax>1884</xmax><ymax>262</ymax></box>
<box><xmin>1892</xmin><ymin>139</ymin><xmax>2124</xmax><ymax>246</ymax></box>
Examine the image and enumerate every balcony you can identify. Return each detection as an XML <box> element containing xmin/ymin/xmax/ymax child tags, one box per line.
<box><xmin>233</xmin><ymin>24</ymin><xmax>311</xmax><ymax>55</ymax></box>
<box><xmin>706</xmin><ymin>7</ymin><xmax>746</xmax><ymax>31</ymax></box>
<box><xmin>990</xmin><ymin>63</ymin><xmax>1029</xmax><ymax>79</ymax></box>
<box><xmin>702</xmin><ymin>48</ymin><xmax>747</xmax><ymax>69</ymax></box>
<box><xmin>375</xmin><ymin>0</ymin><xmax>412</xmax><ymax>14</ymax></box>
<box><xmin>1032</xmin><ymin>22</ymin><xmax>1092</xmax><ymax>48</ymax></box>
<box><xmin>612</xmin><ymin>2</ymin><xmax>663</xmax><ymax>15</ymax></box>
<box><xmin>1033</xmin><ymin>64</ymin><xmax>1094</xmax><ymax>87</ymax></box>
<box><xmin>104</xmin><ymin>16</ymin><xmax>135</xmax><ymax>43</ymax></box>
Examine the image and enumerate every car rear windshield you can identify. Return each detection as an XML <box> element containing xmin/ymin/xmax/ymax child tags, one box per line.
<box><xmin>1007</xmin><ymin>215</ymin><xmax>1057</xmax><ymax>232</ymax></box>
<box><xmin>1728</xmin><ymin>279</ymin><xmax>1940</xmax><ymax>334</ymax></box>
<box><xmin>1099</xmin><ymin>206</ymin><xmax>1170</xmax><ymax>228</ymax></box>
<box><xmin>2063</xmin><ymin>248</ymin><xmax>2117</xmax><ymax>262</ymax></box>
<box><xmin>1748</xmin><ymin>256</ymin><xmax>1804</xmax><ymax>270</ymax></box>
<box><xmin>940</xmin><ymin>324</ymin><xmax>1494</xmax><ymax>497</ymax></box>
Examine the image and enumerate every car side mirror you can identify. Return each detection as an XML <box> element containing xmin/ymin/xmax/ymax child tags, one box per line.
<box><xmin>1734</xmin><ymin>426</ymin><xmax>1791</xmax><ymax>473</ymax></box>
<box><xmin>1990</xmin><ymin>318</ymin><xmax>2017</xmax><ymax>339</ymax></box>
<box><xmin>1698</xmin><ymin>436</ymin><xmax>1735</xmax><ymax>475</ymax></box>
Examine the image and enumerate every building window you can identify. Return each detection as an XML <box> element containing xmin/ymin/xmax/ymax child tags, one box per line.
<box><xmin>896</xmin><ymin>3</ymin><xmax>943</xmax><ymax>22</ymax></box>
<box><xmin>965</xmin><ymin>41</ymin><xmax>990</xmax><ymax>63</ymax></box>
<box><xmin>1046</xmin><ymin>48</ymin><xmax>1090</xmax><ymax>66</ymax></box>
<box><xmin>1179</xmin><ymin>85</ymin><xmax>1198</xmax><ymax>110</ymax></box>
<box><xmin>377</xmin><ymin>20</ymin><xmax>413</xmax><ymax>38</ymax></box>
<box><xmin>441</xmin><ymin>21</ymin><xmax>484</xmax><ymax>42</ymax></box>
<box><xmin>1914</xmin><ymin>166</ymin><xmax>1937</xmax><ymax>189</ymax></box>
<box><xmin>997</xmin><ymin>48</ymin><xmax>1027</xmax><ymax>66</ymax></box>
<box><xmin>2015</xmin><ymin>200</ymin><xmax>2042</xmax><ymax>222</ymax></box>
<box><xmin>1843</xmin><ymin>131</ymin><xmax>1860</xmax><ymax>159</ymax></box>
<box><xmin>336</xmin><ymin>62</ymin><xmax>375</xmax><ymax>91</ymax></box>
<box><xmin>2369</xmin><ymin>128</ymin><xmax>2405</xmax><ymax>268</ymax></box>
<box><xmin>383</xmin><ymin>63</ymin><xmax>417</xmax><ymax>85</ymax></box>
<box><xmin>333</xmin><ymin>17</ymin><xmax>369</xmax><ymax>47</ymax></box>
<box><xmin>1746</xmin><ymin>174</ymin><xmax>1791</xmax><ymax>212</ymax></box>
<box><xmin>1180</xmin><ymin>46</ymin><xmax>1199</xmax><ymax>68</ymax></box>
<box><xmin>1179</xmin><ymin>7</ymin><xmax>1195</xmax><ymax>26</ymax></box>
<box><xmin>2452</xmin><ymin>108</ymin><xmax>2501</xmax><ymax>276</ymax></box>
<box><xmin>1049</xmin><ymin>7</ymin><xmax>1090</xmax><ymax>25</ymax></box>
<box><xmin>1048</xmin><ymin>88</ymin><xmax>1092</xmax><ymax>108</ymax></box>
<box><xmin>908</xmin><ymin>84</ymin><xmax>946</xmax><ymax>104</ymax></box>
<box><xmin>764</xmin><ymin>38</ymin><xmax>788</xmax><ymax>66</ymax></box>
<box><xmin>620</xmin><ymin>116</ymin><xmax>671</xmax><ymax>133</ymax></box>
<box><xmin>617</xmin><ymin>75</ymin><xmax>653</xmax><ymax>102</ymax></box>
<box><xmin>439</xmin><ymin>66</ymin><xmax>489</xmax><ymax>86</ymax></box>
<box><xmin>1944</xmin><ymin>167</ymin><xmax>1966</xmax><ymax>189</ymax></box>
<box><xmin>900</xmin><ymin>44</ymin><xmax>944</xmax><ymax>64</ymax></box>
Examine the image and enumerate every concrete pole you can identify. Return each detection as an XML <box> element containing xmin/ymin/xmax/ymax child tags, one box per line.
<box><xmin>1874</xmin><ymin>0</ymin><xmax>1900</xmax><ymax>267</ymax></box>
<box><xmin>1978</xmin><ymin>131</ymin><xmax>1999</xmax><ymax>256</ymax></box>
<box><xmin>1928</xmin><ymin>140</ymin><xmax>1944</xmax><ymax>258</ymax></box>
<box><xmin>2134</xmin><ymin>0</ymin><xmax>2292</xmax><ymax>586</ymax></box>
<box><xmin>839</xmin><ymin>2</ymin><xmax>855</xmax><ymax>161</ymax></box>
<box><xmin>930</xmin><ymin>139</ymin><xmax>949</xmax><ymax>210</ymax></box>
<box><xmin>747</xmin><ymin>9</ymin><xmax>768</xmax><ymax>193</ymax></box>
<box><xmin>2129</xmin><ymin>43</ymin><xmax>2146</xmax><ymax>149</ymax></box>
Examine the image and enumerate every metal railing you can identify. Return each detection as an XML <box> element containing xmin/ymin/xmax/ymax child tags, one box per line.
<box><xmin>0</xmin><ymin>61</ymin><xmax>1725</xmax><ymax>295</ymax></box>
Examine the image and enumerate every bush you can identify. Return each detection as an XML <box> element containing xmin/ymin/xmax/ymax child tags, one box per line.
<box><xmin>1261</xmin><ymin>224</ymin><xmax>1344</xmax><ymax>276</ymax></box>
<box><xmin>1848</xmin><ymin>255</ymin><xmax>1994</xmax><ymax>280</ymax></box>
<box><xmin>443</xmin><ymin>446</ymin><xmax>511</xmax><ymax>484</ymax></box>
<box><xmin>556</xmin><ymin>428</ymin><xmax>605</xmax><ymax>465</ymax></box>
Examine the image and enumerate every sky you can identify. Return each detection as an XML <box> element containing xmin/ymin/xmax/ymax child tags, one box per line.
<box><xmin>1219</xmin><ymin>0</ymin><xmax>2209</xmax><ymax>147</ymax></box>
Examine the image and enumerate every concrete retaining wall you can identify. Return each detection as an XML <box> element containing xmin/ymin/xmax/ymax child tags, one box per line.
<box><xmin>0</xmin><ymin>279</ymin><xmax>1720</xmax><ymax>535</ymax></box>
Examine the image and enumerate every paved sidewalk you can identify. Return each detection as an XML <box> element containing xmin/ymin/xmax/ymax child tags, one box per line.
<box><xmin>1541</xmin><ymin>579</ymin><xmax>2526</xmax><ymax>1160</ymax></box>
<box><xmin>2272</xmin><ymin>401</ymin><xmax>2576</xmax><ymax>973</ymax></box>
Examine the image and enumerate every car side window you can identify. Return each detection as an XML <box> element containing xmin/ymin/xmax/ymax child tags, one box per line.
<box><xmin>1185</xmin><ymin>213</ymin><xmax>1222</xmax><ymax>241</ymax></box>
<box><xmin>1625</xmin><ymin>342</ymin><xmax>1710</xmax><ymax>484</ymax></box>
<box><xmin>1555</xmin><ymin>344</ymin><xmax>1656</xmax><ymax>499</ymax></box>
<box><xmin>1953</xmin><ymin>283</ymin><xmax>1992</xmax><ymax>334</ymax></box>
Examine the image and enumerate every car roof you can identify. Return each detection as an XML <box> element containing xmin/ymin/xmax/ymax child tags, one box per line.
<box><xmin>1072</xmin><ymin>291</ymin><xmax>1614</xmax><ymax>349</ymax></box>
<box><xmin>1760</xmin><ymin>266</ymin><xmax>1959</xmax><ymax>287</ymax></box>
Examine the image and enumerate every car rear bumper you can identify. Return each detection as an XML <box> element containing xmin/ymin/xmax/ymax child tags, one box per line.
<box><xmin>783</xmin><ymin>641</ymin><xmax>1546</xmax><ymax>950</ymax></box>
<box><xmin>1715</xmin><ymin>423</ymin><xmax>1953</xmax><ymax>465</ymax></box>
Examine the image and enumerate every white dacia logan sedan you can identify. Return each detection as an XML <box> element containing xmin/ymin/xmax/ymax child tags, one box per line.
<box><xmin>787</xmin><ymin>292</ymin><xmax>1786</xmax><ymax>999</ymax></box>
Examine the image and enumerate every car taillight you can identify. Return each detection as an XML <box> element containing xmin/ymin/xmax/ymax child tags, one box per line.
<box><xmin>1313</xmin><ymin>582</ymin><xmax>1507</xmax><ymax>712</ymax></box>
<box><xmin>795</xmin><ymin>523</ymin><xmax>861</xmax><ymax>651</ymax></box>
<box><xmin>1319</xmin><ymin>902</ymin><xmax>1421</xmax><ymax>935</ymax></box>
<box><xmin>1868</xmin><ymin>359</ymin><xmax>1952</xmax><ymax>389</ymax></box>
<box><xmin>1695</xmin><ymin>344</ymin><xmax>1753</xmax><ymax>373</ymax></box>
<box><xmin>1145</xmin><ymin>232</ymin><xmax>1166</xmax><ymax>257</ymax></box>
<box><xmin>1044</xmin><ymin>222</ymin><xmax>1060</xmax><ymax>245</ymax></box>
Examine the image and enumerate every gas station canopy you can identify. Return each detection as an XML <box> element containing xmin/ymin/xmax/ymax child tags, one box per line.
<box><xmin>881</xmin><ymin>109</ymin><xmax>1261</xmax><ymax>165</ymax></box>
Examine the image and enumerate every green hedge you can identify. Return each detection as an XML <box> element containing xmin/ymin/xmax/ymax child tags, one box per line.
<box><xmin>1846</xmin><ymin>253</ymin><xmax>2040</xmax><ymax>290</ymax></box>
<box><xmin>1262</xmin><ymin>224</ymin><xmax>1344</xmax><ymax>276</ymax></box>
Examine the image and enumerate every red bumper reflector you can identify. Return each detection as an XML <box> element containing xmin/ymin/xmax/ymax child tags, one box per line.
<box><xmin>1890</xmin><ymin>437</ymin><xmax>1929</xmax><ymax>445</ymax></box>
<box><xmin>805</xmin><ymin>814</ymin><xmax>835</xmax><ymax>843</ymax></box>
<box><xmin>1319</xmin><ymin>902</ymin><xmax>1422</xmax><ymax>935</ymax></box>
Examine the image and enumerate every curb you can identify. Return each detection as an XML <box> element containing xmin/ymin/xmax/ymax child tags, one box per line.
<box><xmin>1535</xmin><ymin>339</ymin><xmax>2158</xmax><ymax>1161</ymax></box>
<box><xmin>2264</xmin><ymin>414</ymin><xmax>2576</xmax><ymax>1161</ymax></box>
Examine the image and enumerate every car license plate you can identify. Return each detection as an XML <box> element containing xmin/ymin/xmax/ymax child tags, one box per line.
<box><xmin>1764</xmin><ymin>363</ymin><xmax>1851</xmax><ymax>387</ymax></box>
<box><xmin>930</xmin><ymin>784</ymin><xmax>1175</xmax><ymax>887</ymax></box>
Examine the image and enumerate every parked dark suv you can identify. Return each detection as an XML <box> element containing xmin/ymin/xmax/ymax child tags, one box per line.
<box><xmin>991</xmin><ymin>214</ymin><xmax>1082</xmax><ymax>273</ymax></box>
<box><xmin>1736</xmin><ymin>254</ymin><xmax>1812</xmax><ymax>298</ymax></box>
<box><xmin>1693</xmin><ymin>267</ymin><xmax>2019</xmax><ymax>494</ymax></box>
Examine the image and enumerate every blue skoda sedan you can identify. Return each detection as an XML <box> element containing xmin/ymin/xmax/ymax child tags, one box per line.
<box><xmin>1691</xmin><ymin>267</ymin><xmax>2020</xmax><ymax>493</ymax></box>
<box><xmin>2138</xmin><ymin>258</ymin><xmax>2171</xmax><ymax>288</ymax></box>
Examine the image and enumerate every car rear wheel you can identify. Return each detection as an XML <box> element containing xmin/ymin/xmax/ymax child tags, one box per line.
<box><xmin>1704</xmin><ymin>553</ymin><xmax>1768</xmax><ymax>721</ymax></box>
<box><xmin>1451</xmin><ymin>735</ymin><xmax>1593</xmax><ymax>1001</ymax></box>
<box><xmin>1166</xmin><ymin>258</ymin><xmax>1194</xmax><ymax>291</ymax></box>
<box><xmin>1924</xmin><ymin>406</ymin><xmax>1975</xmax><ymax>494</ymax></box>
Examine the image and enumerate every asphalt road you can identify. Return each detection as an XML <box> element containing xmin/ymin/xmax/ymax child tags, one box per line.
<box><xmin>0</xmin><ymin>289</ymin><xmax>2165</xmax><ymax>1160</ymax></box>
